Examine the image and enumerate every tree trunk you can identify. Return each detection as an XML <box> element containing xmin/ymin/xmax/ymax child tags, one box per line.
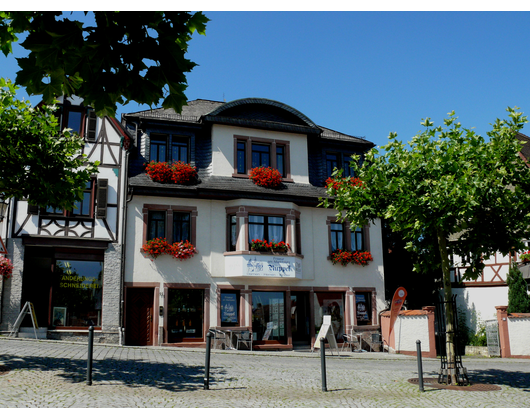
<box><xmin>436</xmin><ymin>227</ymin><xmax>458</xmax><ymax>385</ymax></box>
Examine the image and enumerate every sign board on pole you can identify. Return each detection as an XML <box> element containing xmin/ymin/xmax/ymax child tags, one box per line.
<box><xmin>313</xmin><ymin>315</ymin><xmax>339</xmax><ymax>355</ymax></box>
<box><xmin>388</xmin><ymin>287</ymin><xmax>407</xmax><ymax>338</ymax></box>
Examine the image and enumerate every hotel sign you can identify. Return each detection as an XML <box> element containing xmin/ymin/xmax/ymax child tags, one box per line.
<box><xmin>225</xmin><ymin>254</ymin><xmax>303</xmax><ymax>279</ymax></box>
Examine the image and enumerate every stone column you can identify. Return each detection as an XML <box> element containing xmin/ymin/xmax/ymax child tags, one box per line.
<box><xmin>496</xmin><ymin>306</ymin><xmax>511</xmax><ymax>358</ymax></box>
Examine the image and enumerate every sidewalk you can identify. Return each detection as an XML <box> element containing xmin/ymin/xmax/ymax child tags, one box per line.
<box><xmin>1</xmin><ymin>337</ymin><xmax>529</xmax><ymax>408</ymax></box>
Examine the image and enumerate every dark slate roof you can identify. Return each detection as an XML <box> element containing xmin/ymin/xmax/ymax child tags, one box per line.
<box><xmin>129</xmin><ymin>173</ymin><xmax>330</xmax><ymax>206</ymax></box>
<box><xmin>517</xmin><ymin>132</ymin><xmax>530</xmax><ymax>162</ymax></box>
<box><xmin>123</xmin><ymin>98</ymin><xmax>373</xmax><ymax>146</ymax></box>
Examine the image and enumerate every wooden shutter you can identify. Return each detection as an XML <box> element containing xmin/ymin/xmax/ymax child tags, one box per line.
<box><xmin>96</xmin><ymin>179</ymin><xmax>108</xmax><ymax>219</ymax></box>
<box><xmin>27</xmin><ymin>204</ymin><xmax>39</xmax><ymax>215</ymax></box>
<box><xmin>86</xmin><ymin>110</ymin><xmax>97</xmax><ymax>142</ymax></box>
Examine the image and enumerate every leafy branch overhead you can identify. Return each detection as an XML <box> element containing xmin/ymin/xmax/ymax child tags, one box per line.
<box><xmin>0</xmin><ymin>11</ymin><xmax>209</xmax><ymax>116</ymax></box>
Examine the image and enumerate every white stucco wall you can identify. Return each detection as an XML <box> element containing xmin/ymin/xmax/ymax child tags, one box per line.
<box><xmin>508</xmin><ymin>317</ymin><xmax>530</xmax><ymax>356</ymax></box>
<box><xmin>453</xmin><ymin>287</ymin><xmax>508</xmax><ymax>332</ymax></box>
<box><xmin>393</xmin><ymin>315</ymin><xmax>430</xmax><ymax>352</ymax></box>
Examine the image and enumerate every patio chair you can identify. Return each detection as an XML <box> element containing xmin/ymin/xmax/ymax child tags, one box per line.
<box><xmin>371</xmin><ymin>332</ymin><xmax>383</xmax><ymax>352</ymax></box>
<box><xmin>341</xmin><ymin>333</ymin><xmax>359</xmax><ymax>353</ymax></box>
<box><xmin>236</xmin><ymin>330</ymin><xmax>253</xmax><ymax>351</ymax></box>
<box><xmin>209</xmin><ymin>328</ymin><xmax>228</xmax><ymax>349</ymax></box>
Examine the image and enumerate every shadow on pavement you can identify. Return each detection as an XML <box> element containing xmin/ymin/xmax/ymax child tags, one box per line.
<box><xmin>467</xmin><ymin>369</ymin><xmax>530</xmax><ymax>391</ymax></box>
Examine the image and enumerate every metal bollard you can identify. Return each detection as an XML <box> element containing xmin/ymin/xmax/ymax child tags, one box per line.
<box><xmin>320</xmin><ymin>337</ymin><xmax>327</xmax><ymax>392</ymax></box>
<box><xmin>87</xmin><ymin>326</ymin><xmax>94</xmax><ymax>386</ymax></box>
<box><xmin>416</xmin><ymin>340</ymin><xmax>424</xmax><ymax>392</ymax></box>
<box><xmin>204</xmin><ymin>331</ymin><xmax>213</xmax><ymax>390</ymax></box>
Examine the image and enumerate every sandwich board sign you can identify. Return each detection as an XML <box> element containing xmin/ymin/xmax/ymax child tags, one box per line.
<box><xmin>9</xmin><ymin>301</ymin><xmax>39</xmax><ymax>339</ymax></box>
<box><xmin>312</xmin><ymin>315</ymin><xmax>339</xmax><ymax>355</ymax></box>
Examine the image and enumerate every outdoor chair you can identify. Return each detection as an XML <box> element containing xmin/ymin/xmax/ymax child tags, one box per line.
<box><xmin>236</xmin><ymin>330</ymin><xmax>253</xmax><ymax>351</ymax></box>
<box><xmin>371</xmin><ymin>332</ymin><xmax>383</xmax><ymax>352</ymax></box>
<box><xmin>209</xmin><ymin>328</ymin><xmax>228</xmax><ymax>349</ymax></box>
<box><xmin>341</xmin><ymin>333</ymin><xmax>359</xmax><ymax>353</ymax></box>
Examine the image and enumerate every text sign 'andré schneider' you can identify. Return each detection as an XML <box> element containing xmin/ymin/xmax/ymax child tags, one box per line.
<box><xmin>225</xmin><ymin>254</ymin><xmax>303</xmax><ymax>279</ymax></box>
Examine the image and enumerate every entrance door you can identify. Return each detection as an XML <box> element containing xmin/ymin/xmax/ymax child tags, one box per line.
<box><xmin>291</xmin><ymin>292</ymin><xmax>310</xmax><ymax>345</ymax></box>
<box><xmin>126</xmin><ymin>288</ymin><xmax>154</xmax><ymax>346</ymax></box>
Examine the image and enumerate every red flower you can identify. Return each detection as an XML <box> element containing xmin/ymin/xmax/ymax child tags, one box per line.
<box><xmin>251</xmin><ymin>239</ymin><xmax>290</xmax><ymax>253</ymax></box>
<box><xmin>325</xmin><ymin>177</ymin><xmax>364</xmax><ymax>192</ymax></box>
<box><xmin>330</xmin><ymin>250</ymin><xmax>373</xmax><ymax>266</ymax></box>
<box><xmin>0</xmin><ymin>255</ymin><xmax>13</xmax><ymax>279</ymax></box>
<box><xmin>249</xmin><ymin>166</ymin><xmax>282</xmax><ymax>188</ymax></box>
<box><xmin>144</xmin><ymin>161</ymin><xmax>197</xmax><ymax>185</ymax></box>
<box><xmin>142</xmin><ymin>237</ymin><xmax>196</xmax><ymax>261</ymax></box>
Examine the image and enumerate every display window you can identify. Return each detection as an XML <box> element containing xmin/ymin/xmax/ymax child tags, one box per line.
<box><xmin>167</xmin><ymin>289</ymin><xmax>204</xmax><ymax>342</ymax></box>
<box><xmin>314</xmin><ymin>292</ymin><xmax>345</xmax><ymax>339</ymax></box>
<box><xmin>356</xmin><ymin>292</ymin><xmax>372</xmax><ymax>325</ymax></box>
<box><xmin>52</xmin><ymin>259</ymin><xmax>103</xmax><ymax>327</ymax></box>
<box><xmin>220</xmin><ymin>290</ymin><xmax>240</xmax><ymax>327</ymax></box>
<box><xmin>251</xmin><ymin>291</ymin><xmax>286</xmax><ymax>342</ymax></box>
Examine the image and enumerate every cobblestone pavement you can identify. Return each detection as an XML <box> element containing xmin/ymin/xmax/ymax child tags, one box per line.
<box><xmin>1</xmin><ymin>337</ymin><xmax>529</xmax><ymax>408</ymax></box>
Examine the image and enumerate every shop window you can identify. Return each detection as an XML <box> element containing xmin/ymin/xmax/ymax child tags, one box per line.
<box><xmin>314</xmin><ymin>292</ymin><xmax>345</xmax><ymax>339</ymax></box>
<box><xmin>233</xmin><ymin>136</ymin><xmax>291</xmax><ymax>179</ymax></box>
<box><xmin>252</xmin><ymin>291</ymin><xmax>286</xmax><ymax>342</ymax></box>
<box><xmin>356</xmin><ymin>292</ymin><xmax>372</xmax><ymax>325</ymax></box>
<box><xmin>220</xmin><ymin>290</ymin><xmax>240</xmax><ymax>327</ymax></box>
<box><xmin>52</xmin><ymin>259</ymin><xmax>103</xmax><ymax>327</ymax></box>
<box><xmin>167</xmin><ymin>288</ymin><xmax>204</xmax><ymax>342</ymax></box>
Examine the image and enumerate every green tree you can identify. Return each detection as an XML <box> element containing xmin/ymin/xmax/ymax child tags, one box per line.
<box><xmin>0</xmin><ymin>78</ymin><xmax>98</xmax><ymax>209</ymax></box>
<box><xmin>506</xmin><ymin>262</ymin><xmax>530</xmax><ymax>314</ymax></box>
<box><xmin>0</xmin><ymin>11</ymin><xmax>208</xmax><ymax>116</ymax></box>
<box><xmin>321</xmin><ymin>108</ymin><xmax>530</xmax><ymax>384</ymax></box>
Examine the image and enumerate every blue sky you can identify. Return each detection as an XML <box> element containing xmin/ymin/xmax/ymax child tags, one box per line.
<box><xmin>3</xmin><ymin>11</ymin><xmax>530</xmax><ymax>146</ymax></box>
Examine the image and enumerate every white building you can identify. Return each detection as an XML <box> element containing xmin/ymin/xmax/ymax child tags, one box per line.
<box><xmin>121</xmin><ymin>98</ymin><xmax>386</xmax><ymax>349</ymax></box>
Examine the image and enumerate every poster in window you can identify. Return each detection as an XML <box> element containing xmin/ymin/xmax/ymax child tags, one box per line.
<box><xmin>356</xmin><ymin>294</ymin><xmax>369</xmax><ymax>322</ymax></box>
<box><xmin>323</xmin><ymin>299</ymin><xmax>343</xmax><ymax>338</ymax></box>
<box><xmin>53</xmin><ymin>307</ymin><xmax>67</xmax><ymax>326</ymax></box>
<box><xmin>221</xmin><ymin>293</ymin><xmax>238</xmax><ymax>323</ymax></box>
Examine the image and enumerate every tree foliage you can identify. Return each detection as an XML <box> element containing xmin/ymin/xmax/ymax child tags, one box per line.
<box><xmin>322</xmin><ymin>107</ymin><xmax>530</xmax><ymax>383</ymax></box>
<box><xmin>506</xmin><ymin>262</ymin><xmax>530</xmax><ymax>314</ymax></box>
<box><xmin>0</xmin><ymin>78</ymin><xmax>98</xmax><ymax>209</ymax></box>
<box><xmin>0</xmin><ymin>11</ymin><xmax>208</xmax><ymax>116</ymax></box>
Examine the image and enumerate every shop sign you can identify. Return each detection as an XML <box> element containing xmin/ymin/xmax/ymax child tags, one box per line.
<box><xmin>356</xmin><ymin>294</ymin><xmax>369</xmax><ymax>321</ymax></box>
<box><xmin>225</xmin><ymin>254</ymin><xmax>302</xmax><ymax>279</ymax></box>
<box><xmin>221</xmin><ymin>293</ymin><xmax>238</xmax><ymax>323</ymax></box>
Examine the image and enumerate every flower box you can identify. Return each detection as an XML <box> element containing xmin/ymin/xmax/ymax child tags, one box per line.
<box><xmin>142</xmin><ymin>237</ymin><xmax>196</xmax><ymax>261</ymax></box>
<box><xmin>251</xmin><ymin>239</ymin><xmax>290</xmax><ymax>253</ymax></box>
<box><xmin>249</xmin><ymin>166</ymin><xmax>282</xmax><ymax>188</ymax></box>
<box><xmin>325</xmin><ymin>177</ymin><xmax>364</xmax><ymax>192</ymax></box>
<box><xmin>520</xmin><ymin>250</ymin><xmax>530</xmax><ymax>263</ymax></box>
<box><xmin>330</xmin><ymin>250</ymin><xmax>373</xmax><ymax>267</ymax></box>
<box><xmin>145</xmin><ymin>161</ymin><xmax>197</xmax><ymax>185</ymax></box>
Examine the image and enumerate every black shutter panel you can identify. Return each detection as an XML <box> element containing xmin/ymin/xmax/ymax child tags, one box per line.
<box><xmin>27</xmin><ymin>204</ymin><xmax>39</xmax><ymax>215</ymax></box>
<box><xmin>96</xmin><ymin>179</ymin><xmax>108</xmax><ymax>219</ymax></box>
<box><xmin>86</xmin><ymin>110</ymin><xmax>97</xmax><ymax>142</ymax></box>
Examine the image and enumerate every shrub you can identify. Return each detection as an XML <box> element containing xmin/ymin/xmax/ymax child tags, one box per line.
<box><xmin>507</xmin><ymin>262</ymin><xmax>530</xmax><ymax>313</ymax></box>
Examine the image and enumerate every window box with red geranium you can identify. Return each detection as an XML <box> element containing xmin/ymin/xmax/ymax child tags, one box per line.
<box><xmin>330</xmin><ymin>250</ymin><xmax>373</xmax><ymax>267</ymax></box>
<box><xmin>145</xmin><ymin>161</ymin><xmax>197</xmax><ymax>185</ymax></box>
<box><xmin>325</xmin><ymin>177</ymin><xmax>364</xmax><ymax>192</ymax></box>
<box><xmin>251</xmin><ymin>239</ymin><xmax>290</xmax><ymax>253</ymax></box>
<box><xmin>142</xmin><ymin>237</ymin><xmax>196</xmax><ymax>261</ymax></box>
<box><xmin>249</xmin><ymin>166</ymin><xmax>282</xmax><ymax>188</ymax></box>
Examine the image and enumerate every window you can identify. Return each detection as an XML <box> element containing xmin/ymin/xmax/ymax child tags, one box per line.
<box><xmin>226</xmin><ymin>206</ymin><xmax>301</xmax><ymax>254</ymax></box>
<box><xmin>173</xmin><ymin>212</ymin><xmax>190</xmax><ymax>243</ymax></box>
<box><xmin>148</xmin><ymin>211</ymin><xmax>166</xmax><ymax>241</ymax></box>
<box><xmin>234</xmin><ymin>136</ymin><xmax>291</xmax><ymax>180</ymax></box>
<box><xmin>167</xmin><ymin>288</ymin><xmax>204</xmax><ymax>342</ymax></box>
<box><xmin>330</xmin><ymin>223</ymin><xmax>344</xmax><ymax>251</ymax></box>
<box><xmin>252</xmin><ymin>291</ymin><xmax>286</xmax><ymax>342</ymax></box>
<box><xmin>314</xmin><ymin>292</ymin><xmax>345</xmax><ymax>338</ymax></box>
<box><xmin>45</xmin><ymin>179</ymin><xmax>95</xmax><ymax>218</ymax></box>
<box><xmin>143</xmin><ymin>204</ymin><xmax>197</xmax><ymax>246</ymax></box>
<box><xmin>356</xmin><ymin>292</ymin><xmax>372</xmax><ymax>325</ymax></box>
<box><xmin>220</xmin><ymin>290</ymin><xmax>240</xmax><ymax>327</ymax></box>
<box><xmin>249</xmin><ymin>215</ymin><xmax>285</xmax><ymax>245</ymax></box>
<box><xmin>52</xmin><ymin>259</ymin><xmax>103</xmax><ymax>327</ymax></box>
<box><xmin>56</xmin><ymin>100</ymin><xmax>97</xmax><ymax>141</ymax></box>
<box><xmin>149</xmin><ymin>133</ymin><xmax>189</xmax><ymax>163</ymax></box>
<box><xmin>252</xmin><ymin>143</ymin><xmax>270</xmax><ymax>168</ymax></box>
<box><xmin>327</xmin><ymin>218</ymin><xmax>369</xmax><ymax>255</ymax></box>
<box><xmin>325</xmin><ymin>152</ymin><xmax>356</xmax><ymax>178</ymax></box>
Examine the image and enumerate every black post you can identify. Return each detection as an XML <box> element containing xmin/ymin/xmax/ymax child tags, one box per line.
<box><xmin>204</xmin><ymin>331</ymin><xmax>213</xmax><ymax>390</ymax></box>
<box><xmin>416</xmin><ymin>340</ymin><xmax>424</xmax><ymax>392</ymax></box>
<box><xmin>87</xmin><ymin>325</ymin><xmax>94</xmax><ymax>386</ymax></box>
<box><xmin>320</xmin><ymin>337</ymin><xmax>327</xmax><ymax>392</ymax></box>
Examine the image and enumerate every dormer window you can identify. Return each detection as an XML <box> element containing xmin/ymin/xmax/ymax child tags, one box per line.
<box><xmin>326</xmin><ymin>152</ymin><xmax>354</xmax><ymax>178</ymax></box>
<box><xmin>234</xmin><ymin>136</ymin><xmax>291</xmax><ymax>180</ymax></box>
<box><xmin>56</xmin><ymin>100</ymin><xmax>98</xmax><ymax>142</ymax></box>
<box><xmin>149</xmin><ymin>133</ymin><xmax>189</xmax><ymax>164</ymax></box>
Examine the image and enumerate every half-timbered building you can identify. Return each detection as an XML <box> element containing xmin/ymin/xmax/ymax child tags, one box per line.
<box><xmin>0</xmin><ymin>96</ymin><xmax>131</xmax><ymax>343</ymax></box>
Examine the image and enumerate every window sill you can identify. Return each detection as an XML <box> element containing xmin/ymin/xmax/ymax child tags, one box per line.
<box><xmin>225</xmin><ymin>250</ymin><xmax>303</xmax><ymax>259</ymax></box>
<box><xmin>231</xmin><ymin>173</ymin><xmax>294</xmax><ymax>183</ymax></box>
